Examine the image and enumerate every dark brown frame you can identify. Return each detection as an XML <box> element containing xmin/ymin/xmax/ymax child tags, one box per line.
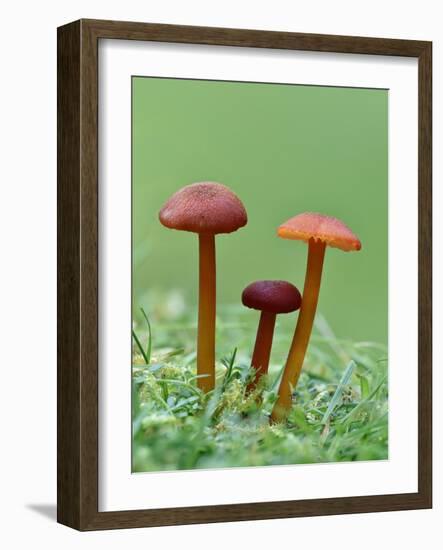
<box><xmin>57</xmin><ymin>18</ymin><xmax>432</xmax><ymax>531</ymax></box>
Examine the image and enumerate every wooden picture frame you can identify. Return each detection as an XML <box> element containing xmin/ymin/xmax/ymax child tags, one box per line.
<box><xmin>57</xmin><ymin>18</ymin><xmax>432</xmax><ymax>530</ymax></box>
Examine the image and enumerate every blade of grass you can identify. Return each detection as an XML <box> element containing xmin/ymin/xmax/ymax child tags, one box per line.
<box><xmin>162</xmin><ymin>348</ymin><xmax>185</xmax><ymax>359</ymax></box>
<box><xmin>132</xmin><ymin>329</ymin><xmax>149</xmax><ymax>364</ymax></box>
<box><xmin>357</xmin><ymin>373</ymin><xmax>370</xmax><ymax>399</ymax></box>
<box><xmin>321</xmin><ymin>360</ymin><xmax>356</xmax><ymax>424</ymax></box>
<box><xmin>221</xmin><ymin>348</ymin><xmax>237</xmax><ymax>392</ymax></box>
<box><xmin>140</xmin><ymin>307</ymin><xmax>152</xmax><ymax>363</ymax></box>
<box><xmin>188</xmin><ymin>373</ymin><xmax>211</xmax><ymax>382</ymax></box>
<box><xmin>270</xmin><ymin>363</ymin><xmax>287</xmax><ymax>393</ymax></box>
<box><xmin>340</xmin><ymin>375</ymin><xmax>387</xmax><ymax>425</ymax></box>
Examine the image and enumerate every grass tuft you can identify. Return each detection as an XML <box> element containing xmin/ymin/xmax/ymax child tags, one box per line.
<box><xmin>132</xmin><ymin>303</ymin><xmax>388</xmax><ymax>472</ymax></box>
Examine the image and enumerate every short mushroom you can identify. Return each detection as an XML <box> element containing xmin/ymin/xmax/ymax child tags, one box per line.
<box><xmin>271</xmin><ymin>212</ymin><xmax>361</xmax><ymax>422</ymax></box>
<box><xmin>159</xmin><ymin>181</ymin><xmax>247</xmax><ymax>392</ymax></box>
<box><xmin>242</xmin><ymin>280</ymin><xmax>301</xmax><ymax>392</ymax></box>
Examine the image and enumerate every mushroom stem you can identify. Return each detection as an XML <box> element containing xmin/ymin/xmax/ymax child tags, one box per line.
<box><xmin>247</xmin><ymin>311</ymin><xmax>276</xmax><ymax>392</ymax></box>
<box><xmin>197</xmin><ymin>233</ymin><xmax>216</xmax><ymax>392</ymax></box>
<box><xmin>272</xmin><ymin>239</ymin><xmax>326</xmax><ymax>422</ymax></box>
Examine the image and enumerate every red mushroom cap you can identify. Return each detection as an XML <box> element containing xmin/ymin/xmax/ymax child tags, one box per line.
<box><xmin>242</xmin><ymin>280</ymin><xmax>302</xmax><ymax>314</ymax></box>
<box><xmin>159</xmin><ymin>181</ymin><xmax>247</xmax><ymax>235</ymax></box>
<box><xmin>278</xmin><ymin>212</ymin><xmax>361</xmax><ymax>252</ymax></box>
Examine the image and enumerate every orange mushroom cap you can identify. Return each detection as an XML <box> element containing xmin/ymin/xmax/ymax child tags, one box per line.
<box><xmin>159</xmin><ymin>181</ymin><xmax>247</xmax><ymax>235</ymax></box>
<box><xmin>242</xmin><ymin>280</ymin><xmax>302</xmax><ymax>314</ymax></box>
<box><xmin>278</xmin><ymin>212</ymin><xmax>361</xmax><ymax>252</ymax></box>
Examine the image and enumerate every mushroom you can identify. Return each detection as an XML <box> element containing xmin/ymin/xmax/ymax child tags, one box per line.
<box><xmin>271</xmin><ymin>212</ymin><xmax>361</xmax><ymax>422</ymax></box>
<box><xmin>242</xmin><ymin>280</ymin><xmax>301</xmax><ymax>392</ymax></box>
<box><xmin>159</xmin><ymin>182</ymin><xmax>247</xmax><ymax>392</ymax></box>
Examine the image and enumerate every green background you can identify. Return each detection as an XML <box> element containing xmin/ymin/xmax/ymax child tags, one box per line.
<box><xmin>132</xmin><ymin>77</ymin><xmax>388</xmax><ymax>345</ymax></box>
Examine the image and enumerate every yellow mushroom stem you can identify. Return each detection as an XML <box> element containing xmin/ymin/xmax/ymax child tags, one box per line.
<box><xmin>247</xmin><ymin>311</ymin><xmax>276</xmax><ymax>393</ymax></box>
<box><xmin>197</xmin><ymin>233</ymin><xmax>216</xmax><ymax>392</ymax></box>
<box><xmin>272</xmin><ymin>239</ymin><xmax>326</xmax><ymax>422</ymax></box>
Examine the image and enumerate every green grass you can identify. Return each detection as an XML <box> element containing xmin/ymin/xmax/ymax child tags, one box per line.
<box><xmin>132</xmin><ymin>302</ymin><xmax>388</xmax><ymax>472</ymax></box>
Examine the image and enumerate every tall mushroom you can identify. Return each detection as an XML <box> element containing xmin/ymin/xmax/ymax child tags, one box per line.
<box><xmin>271</xmin><ymin>212</ymin><xmax>361</xmax><ymax>422</ymax></box>
<box><xmin>159</xmin><ymin>182</ymin><xmax>247</xmax><ymax>392</ymax></box>
<box><xmin>242</xmin><ymin>280</ymin><xmax>301</xmax><ymax>392</ymax></box>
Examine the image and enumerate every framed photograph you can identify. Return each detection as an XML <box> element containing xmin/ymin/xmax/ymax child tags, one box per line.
<box><xmin>57</xmin><ymin>19</ymin><xmax>432</xmax><ymax>530</ymax></box>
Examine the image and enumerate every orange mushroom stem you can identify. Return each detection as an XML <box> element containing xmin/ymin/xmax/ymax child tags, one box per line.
<box><xmin>271</xmin><ymin>240</ymin><xmax>325</xmax><ymax>421</ymax></box>
<box><xmin>197</xmin><ymin>234</ymin><xmax>216</xmax><ymax>392</ymax></box>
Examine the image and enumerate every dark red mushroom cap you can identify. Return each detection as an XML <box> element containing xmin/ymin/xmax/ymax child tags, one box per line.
<box><xmin>242</xmin><ymin>280</ymin><xmax>302</xmax><ymax>314</ymax></box>
<box><xmin>159</xmin><ymin>181</ymin><xmax>247</xmax><ymax>235</ymax></box>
